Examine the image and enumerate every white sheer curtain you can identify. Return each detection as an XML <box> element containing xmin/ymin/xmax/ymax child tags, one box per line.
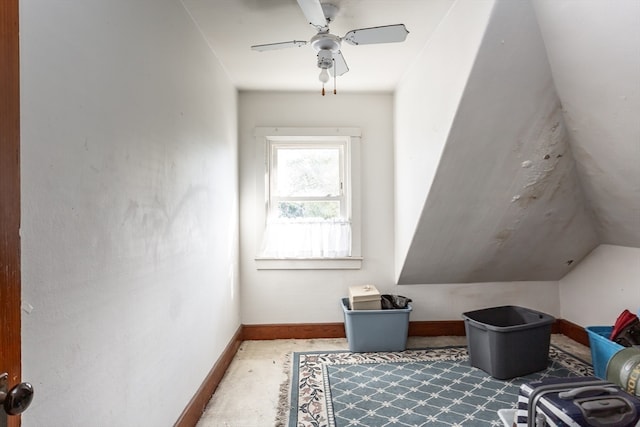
<box><xmin>260</xmin><ymin>218</ymin><xmax>351</xmax><ymax>258</ymax></box>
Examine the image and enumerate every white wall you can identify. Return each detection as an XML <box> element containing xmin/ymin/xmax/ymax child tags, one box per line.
<box><xmin>20</xmin><ymin>1</ymin><xmax>239</xmax><ymax>426</ymax></box>
<box><xmin>401</xmin><ymin>281</ymin><xmax>560</xmax><ymax>321</ymax></box>
<box><xmin>238</xmin><ymin>91</ymin><xmax>561</xmax><ymax>323</ymax></box>
<box><xmin>559</xmin><ymin>245</ymin><xmax>640</xmax><ymax>327</ymax></box>
<box><xmin>239</xmin><ymin>92</ymin><xmax>396</xmax><ymax>324</ymax></box>
<box><xmin>394</xmin><ymin>0</ymin><xmax>495</xmax><ymax>281</ymax></box>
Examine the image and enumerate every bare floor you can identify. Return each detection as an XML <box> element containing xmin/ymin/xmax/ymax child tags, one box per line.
<box><xmin>196</xmin><ymin>335</ymin><xmax>591</xmax><ymax>427</ymax></box>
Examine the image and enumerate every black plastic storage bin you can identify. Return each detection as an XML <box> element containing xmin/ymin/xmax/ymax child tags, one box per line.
<box><xmin>462</xmin><ymin>305</ymin><xmax>555</xmax><ymax>379</ymax></box>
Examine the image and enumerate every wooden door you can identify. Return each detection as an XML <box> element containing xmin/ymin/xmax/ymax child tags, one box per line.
<box><xmin>0</xmin><ymin>1</ymin><xmax>22</xmax><ymax>426</ymax></box>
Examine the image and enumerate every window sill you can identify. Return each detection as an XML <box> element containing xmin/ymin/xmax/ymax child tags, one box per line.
<box><xmin>255</xmin><ymin>257</ymin><xmax>363</xmax><ymax>270</ymax></box>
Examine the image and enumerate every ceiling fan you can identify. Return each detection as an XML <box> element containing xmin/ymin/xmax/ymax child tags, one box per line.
<box><xmin>250</xmin><ymin>0</ymin><xmax>409</xmax><ymax>95</ymax></box>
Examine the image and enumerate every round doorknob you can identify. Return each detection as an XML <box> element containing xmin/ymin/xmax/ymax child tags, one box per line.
<box><xmin>3</xmin><ymin>382</ymin><xmax>34</xmax><ymax>415</ymax></box>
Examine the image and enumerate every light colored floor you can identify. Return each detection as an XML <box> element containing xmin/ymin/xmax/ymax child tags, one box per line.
<box><xmin>196</xmin><ymin>335</ymin><xmax>591</xmax><ymax>427</ymax></box>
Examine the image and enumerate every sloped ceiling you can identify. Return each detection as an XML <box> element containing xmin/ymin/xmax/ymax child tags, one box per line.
<box><xmin>395</xmin><ymin>0</ymin><xmax>639</xmax><ymax>284</ymax></box>
<box><xmin>532</xmin><ymin>0</ymin><xmax>640</xmax><ymax>247</ymax></box>
<box><xmin>397</xmin><ymin>0</ymin><xmax>600</xmax><ymax>284</ymax></box>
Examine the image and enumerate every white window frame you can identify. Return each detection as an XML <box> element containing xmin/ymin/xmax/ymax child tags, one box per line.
<box><xmin>254</xmin><ymin>127</ymin><xmax>362</xmax><ymax>270</ymax></box>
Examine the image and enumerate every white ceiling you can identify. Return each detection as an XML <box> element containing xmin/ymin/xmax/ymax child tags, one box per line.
<box><xmin>182</xmin><ymin>0</ymin><xmax>455</xmax><ymax>92</ymax></box>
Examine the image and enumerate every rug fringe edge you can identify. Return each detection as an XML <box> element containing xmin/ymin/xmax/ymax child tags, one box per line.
<box><xmin>274</xmin><ymin>351</ymin><xmax>293</xmax><ymax>427</ymax></box>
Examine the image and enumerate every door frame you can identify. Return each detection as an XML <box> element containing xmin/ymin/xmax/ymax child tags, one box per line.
<box><xmin>0</xmin><ymin>1</ymin><xmax>22</xmax><ymax>426</ymax></box>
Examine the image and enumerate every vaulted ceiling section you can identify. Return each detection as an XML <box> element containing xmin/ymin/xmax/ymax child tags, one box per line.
<box><xmin>394</xmin><ymin>0</ymin><xmax>638</xmax><ymax>284</ymax></box>
<box><xmin>398</xmin><ymin>0</ymin><xmax>640</xmax><ymax>284</ymax></box>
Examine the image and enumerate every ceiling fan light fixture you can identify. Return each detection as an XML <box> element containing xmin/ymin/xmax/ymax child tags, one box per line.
<box><xmin>317</xmin><ymin>49</ymin><xmax>333</xmax><ymax>70</ymax></box>
<box><xmin>318</xmin><ymin>68</ymin><xmax>330</xmax><ymax>84</ymax></box>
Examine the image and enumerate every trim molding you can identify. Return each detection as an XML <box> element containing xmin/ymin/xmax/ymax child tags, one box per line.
<box><xmin>238</xmin><ymin>319</ymin><xmax>585</xmax><ymax>342</ymax></box>
<box><xmin>1</xmin><ymin>2</ymin><xmax>22</xmax><ymax>427</ymax></box>
<box><xmin>409</xmin><ymin>321</ymin><xmax>466</xmax><ymax>336</ymax></box>
<box><xmin>174</xmin><ymin>325</ymin><xmax>243</xmax><ymax>427</ymax></box>
<box><xmin>255</xmin><ymin>257</ymin><xmax>363</xmax><ymax>270</ymax></box>
<box><xmin>241</xmin><ymin>321</ymin><xmax>468</xmax><ymax>340</ymax></box>
<box><xmin>555</xmin><ymin>318</ymin><xmax>589</xmax><ymax>347</ymax></box>
<box><xmin>242</xmin><ymin>323</ymin><xmax>346</xmax><ymax>340</ymax></box>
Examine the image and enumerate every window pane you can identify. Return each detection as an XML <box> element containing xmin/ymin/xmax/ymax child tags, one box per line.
<box><xmin>275</xmin><ymin>148</ymin><xmax>340</xmax><ymax>197</ymax></box>
<box><xmin>276</xmin><ymin>201</ymin><xmax>341</xmax><ymax>219</ymax></box>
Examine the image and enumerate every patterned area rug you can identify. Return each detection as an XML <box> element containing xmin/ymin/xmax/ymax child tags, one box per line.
<box><xmin>276</xmin><ymin>345</ymin><xmax>592</xmax><ymax>427</ymax></box>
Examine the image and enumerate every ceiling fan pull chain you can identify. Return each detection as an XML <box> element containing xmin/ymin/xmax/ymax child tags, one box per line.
<box><xmin>322</xmin><ymin>85</ymin><xmax>325</xmax><ymax>96</ymax></box>
<box><xmin>333</xmin><ymin>58</ymin><xmax>337</xmax><ymax>94</ymax></box>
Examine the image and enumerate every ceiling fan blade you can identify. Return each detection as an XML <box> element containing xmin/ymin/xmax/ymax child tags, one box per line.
<box><xmin>332</xmin><ymin>51</ymin><xmax>349</xmax><ymax>77</ymax></box>
<box><xmin>343</xmin><ymin>24</ymin><xmax>409</xmax><ymax>46</ymax></box>
<box><xmin>251</xmin><ymin>40</ymin><xmax>307</xmax><ymax>52</ymax></box>
<box><xmin>296</xmin><ymin>0</ymin><xmax>327</xmax><ymax>28</ymax></box>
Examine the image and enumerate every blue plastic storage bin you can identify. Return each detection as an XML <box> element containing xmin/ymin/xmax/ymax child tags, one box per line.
<box><xmin>341</xmin><ymin>298</ymin><xmax>411</xmax><ymax>352</ymax></box>
<box><xmin>586</xmin><ymin>326</ymin><xmax>625</xmax><ymax>379</ymax></box>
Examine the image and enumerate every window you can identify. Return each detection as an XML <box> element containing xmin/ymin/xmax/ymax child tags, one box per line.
<box><xmin>254</xmin><ymin>127</ymin><xmax>362</xmax><ymax>269</ymax></box>
<box><xmin>264</xmin><ymin>140</ymin><xmax>349</xmax><ymax>257</ymax></box>
<box><xmin>270</xmin><ymin>142</ymin><xmax>346</xmax><ymax>222</ymax></box>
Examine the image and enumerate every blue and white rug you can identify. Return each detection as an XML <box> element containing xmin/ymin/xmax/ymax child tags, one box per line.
<box><xmin>277</xmin><ymin>345</ymin><xmax>592</xmax><ymax>427</ymax></box>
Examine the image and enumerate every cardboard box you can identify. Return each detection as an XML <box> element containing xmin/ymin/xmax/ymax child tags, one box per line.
<box><xmin>348</xmin><ymin>285</ymin><xmax>381</xmax><ymax>310</ymax></box>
